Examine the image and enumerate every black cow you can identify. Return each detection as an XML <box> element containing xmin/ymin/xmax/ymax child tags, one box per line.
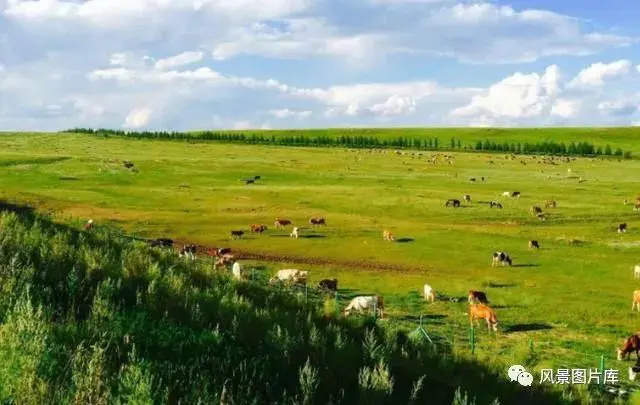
<box><xmin>150</xmin><ymin>238</ymin><xmax>173</xmax><ymax>248</ymax></box>
<box><xmin>445</xmin><ymin>199</ymin><xmax>461</xmax><ymax>208</ymax></box>
<box><xmin>319</xmin><ymin>278</ymin><xmax>338</xmax><ymax>291</ymax></box>
<box><xmin>489</xmin><ymin>201</ymin><xmax>503</xmax><ymax>209</ymax></box>
<box><xmin>468</xmin><ymin>290</ymin><xmax>489</xmax><ymax>304</ymax></box>
<box><xmin>619</xmin><ymin>223</ymin><xmax>628</xmax><ymax>233</ymax></box>
<box><xmin>230</xmin><ymin>230</ymin><xmax>245</xmax><ymax>239</ymax></box>
<box><xmin>245</xmin><ymin>179</ymin><xmax>255</xmax><ymax>185</ymax></box>
<box><xmin>254</xmin><ymin>175</ymin><xmax>261</xmax><ymax>180</ymax></box>
<box><xmin>529</xmin><ymin>240</ymin><xmax>540</xmax><ymax>249</ymax></box>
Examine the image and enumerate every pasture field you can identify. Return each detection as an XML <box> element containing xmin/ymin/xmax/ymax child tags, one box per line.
<box><xmin>2</xmin><ymin>131</ymin><xmax>640</xmax><ymax>400</ymax></box>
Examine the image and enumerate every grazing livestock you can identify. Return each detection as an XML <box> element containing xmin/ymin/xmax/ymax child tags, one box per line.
<box><xmin>423</xmin><ymin>284</ymin><xmax>436</xmax><ymax>302</ymax></box>
<box><xmin>245</xmin><ymin>179</ymin><xmax>255</xmax><ymax>185</ymax></box>
<box><xmin>530</xmin><ymin>205</ymin><xmax>543</xmax><ymax>215</ymax></box>
<box><xmin>632</xmin><ymin>290</ymin><xmax>640</xmax><ymax>311</ymax></box>
<box><xmin>254</xmin><ymin>175</ymin><xmax>261</xmax><ymax>180</ymax></box>
<box><xmin>445</xmin><ymin>199</ymin><xmax>461</xmax><ymax>208</ymax></box>
<box><xmin>492</xmin><ymin>251</ymin><xmax>512</xmax><ymax>267</ymax></box>
<box><xmin>617</xmin><ymin>334</ymin><xmax>640</xmax><ymax>361</ymax></box>
<box><xmin>274</xmin><ymin>218</ymin><xmax>292</xmax><ymax>229</ymax></box>
<box><xmin>469</xmin><ymin>177</ymin><xmax>476</xmax><ymax>182</ymax></box>
<box><xmin>150</xmin><ymin>238</ymin><xmax>173</xmax><ymax>248</ymax></box>
<box><xmin>528</xmin><ymin>240</ymin><xmax>540</xmax><ymax>249</ymax></box>
<box><xmin>309</xmin><ymin>217</ymin><xmax>326</xmax><ymax>226</ymax></box>
<box><xmin>468</xmin><ymin>290</ymin><xmax>489</xmax><ymax>304</ymax></box>
<box><xmin>634</xmin><ymin>203</ymin><xmax>640</xmax><ymax>211</ymax></box>
<box><xmin>545</xmin><ymin>200</ymin><xmax>557</xmax><ymax>208</ymax></box>
<box><xmin>489</xmin><ymin>201</ymin><xmax>502</xmax><ymax>209</ymax></box>
<box><xmin>536</xmin><ymin>213</ymin><xmax>547</xmax><ymax>221</ymax></box>
<box><xmin>618</xmin><ymin>223</ymin><xmax>628</xmax><ymax>233</ymax></box>
<box><xmin>250</xmin><ymin>224</ymin><xmax>268</xmax><ymax>233</ymax></box>
<box><xmin>383</xmin><ymin>230</ymin><xmax>395</xmax><ymax>241</ymax></box>
<box><xmin>230</xmin><ymin>230</ymin><xmax>245</xmax><ymax>239</ymax></box>
<box><xmin>343</xmin><ymin>296</ymin><xmax>384</xmax><ymax>318</ymax></box>
<box><xmin>463</xmin><ymin>194</ymin><xmax>471</xmax><ymax>203</ymax></box>
<box><xmin>83</xmin><ymin>219</ymin><xmax>94</xmax><ymax>230</ymax></box>
<box><xmin>231</xmin><ymin>262</ymin><xmax>243</xmax><ymax>280</ymax></box>
<box><xmin>468</xmin><ymin>303</ymin><xmax>498</xmax><ymax>332</ymax></box>
<box><xmin>634</xmin><ymin>265</ymin><xmax>640</xmax><ymax>279</ymax></box>
<box><xmin>502</xmin><ymin>191</ymin><xmax>511</xmax><ymax>197</ymax></box>
<box><xmin>217</xmin><ymin>247</ymin><xmax>231</xmax><ymax>256</ymax></box>
<box><xmin>624</xmin><ymin>199</ymin><xmax>629</xmax><ymax>205</ymax></box>
<box><xmin>511</xmin><ymin>192</ymin><xmax>521</xmax><ymax>198</ymax></box>
<box><xmin>319</xmin><ymin>278</ymin><xmax>338</xmax><ymax>292</ymax></box>
<box><xmin>123</xmin><ymin>161</ymin><xmax>135</xmax><ymax>169</ymax></box>
<box><xmin>269</xmin><ymin>269</ymin><xmax>308</xmax><ymax>285</ymax></box>
<box><xmin>215</xmin><ymin>254</ymin><xmax>235</xmax><ymax>269</ymax></box>
<box><xmin>179</xmin><ymin>244</ymin><xmax>197</xmax><ymax>260</ymax></box>
<box><xmin>290</xmin><ymin>227</ymin><xmax>301</xmax><ymax>239</ymax></box>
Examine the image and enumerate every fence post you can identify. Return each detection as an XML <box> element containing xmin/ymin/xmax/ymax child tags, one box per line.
<box><xmin>600</xmin><ymin>355</ymin><xmax>605</xmax><ymax>385</ymax></box>
<box><xmin>470</xmin><ymin>326</ymin><xmax>475</xmax><ymax>355</ymax></box>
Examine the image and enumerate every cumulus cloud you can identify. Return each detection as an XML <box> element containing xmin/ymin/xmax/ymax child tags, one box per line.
<box><xmin>551</xmin><ymin>99</ymin><xmax>581</xmax><ymax>118</ymax></box>
<box><xmin>269</xmin><ymin>109</ymin><xmax>312</xmax><ymax>119</ymax></box>
<box><xmin>155</xmin><ymin>51</ymin><xmax>205</xmax><ymax>70</ymax></box>
<box><xmin>123</xmin><ymin>108</ymin><xmax>152</xmax><ymax>128</ymax></box>
<box><xmin>569</xmin><ymin>60</ymin><xmax>633</xmax><ymax>87</ymax></box>
<box><xmin>597</xmin><ymin>100</ymin><xmax>638</xmax><ymax>116</ymax></box>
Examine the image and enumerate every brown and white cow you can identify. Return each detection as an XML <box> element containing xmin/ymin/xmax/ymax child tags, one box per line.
<box><xmin>83</xmin><ymin>219</ymin><xmax>94</xmax><ymax>230</ymax></box>
<box><xmin>469</xmin><ymin>303</ymin><xmax>498</xmax><ymax>332</ymax></box>
<box><xmin>250</xmin><ymin>224</ymin><xmax>268</xmax><ymax>233</ymax></box>
<box><xmin>528</xmin><ymin>240</ymin><xmax>540</xmax><ymax>249</ymax></box>
<box><xmin>617</xmin><ymin>334</ymin><xmax>640</xmax><ymax>361</ymax></box>
<box><xmin>618</xmin><ymin>223</ymin><xmax>628</xmax><ymax>233</ymax></box>
<box><xmin>545</xmin><ymin>200</ymin><xmax>557</xmax><ymax>208</ymax></box>
<box><xmin>383</xmin><ymin>230</ymin><xmax>395</xmax><ymax>241</ymax></box>
<box><xmin>309</xmin><ymin>217</ymin><xmax>326</xmax><ymax>226</ymax></box>
<box><xmin>274</xmin><ymin>218</ymin><xmax>292</xmax><ymax>229</ymax></box>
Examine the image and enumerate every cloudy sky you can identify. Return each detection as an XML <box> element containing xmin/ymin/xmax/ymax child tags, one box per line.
<box><xmin>1</xmin><ymin>0</ymin><xmax>640</xmax><ymax>131</ymax></box>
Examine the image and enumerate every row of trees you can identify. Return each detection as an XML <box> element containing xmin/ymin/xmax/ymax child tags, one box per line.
<box><xmin>62</xmin><ymin>128</ymin><xmax>632</xmax><ymax>158</ymax></box>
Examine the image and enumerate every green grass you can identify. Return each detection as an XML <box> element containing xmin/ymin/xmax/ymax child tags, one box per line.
<box><xmin>1</xmin><ymin>131</ymin><xmax>640</xmax><ymax>401</ymax></box>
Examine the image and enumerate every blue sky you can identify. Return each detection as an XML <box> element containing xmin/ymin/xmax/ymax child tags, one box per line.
<box><xmin>1</xmin><ymin>0</ymin><xmax>640</xmax><ymax>130</ymax></box>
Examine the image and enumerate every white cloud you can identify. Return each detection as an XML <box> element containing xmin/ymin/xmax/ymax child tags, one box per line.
<box><xmin>597</xmin><ymin>100</ymin><xmax>638</xmax><ymax>116</ymax></box>
<box><xmin>123</xmin><ymin>107</ymin><xmax>152</xmax><ymax>128</ymax></box>
<box><xmin>551</xmin><ymin>98</ymin><xmax>581</xmax><ymax>118</ymax></box>
<box><xmin>569</xmin><ymin>60</ymin><xmax>633</xmax><ymax>87</ymax></box>
<box><xmin>154</xmin><ymin>51</ymin><xmax>205</xmax><ymax>70</ymax></box>
<box><xmin>269</xmin><ymin>109</ymin><xmax>312</xmax><ymax>119</ymax></box>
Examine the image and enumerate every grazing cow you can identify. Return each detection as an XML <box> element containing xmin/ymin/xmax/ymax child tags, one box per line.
<box><xmin>123</xmin><ymin>160</ymin><xmax>135</xmax><ymax>169</ymax></box>
<box><xmin>617</xmin><ymin>334</ymin><xmax>640</xmax><ymax>361</ymax></box>
<box><xmin>634</xmin><ymin>265</ymin><xmax>640</xmax><ymax>279</ymax></box>
<box><xmin>463</xmin><ymin>194</ymin><xmax>471</xmax><ymax>203</ymax></box>
<box><xmin>231</xmin><ymin>262</ymin><xmax>243</xmax><ymax>280</ymax></box>
<box><xmin>632</xmin><ymin>290</ymin><xmax>640</xmax><ymax>311</ymax></box>
<box><xmin>383</xmin><ymin>230</ymin><xmax>395</xmax><ymax>241</ymax></box>
<box><xmin>545</xmin><ymin>200</ymin><xmax>557</xmax><ymax>208</ymax></box>
<box><xmin>254</xmin><ymin>175</ymin><xmax>261</xmax><ymax>180</ymax></box>
<box><xmin>511</xmin><ymin>192</ymin><xmax>521</xmax><ymax>198</ymax></box>
<box><xmin>618</xmin><ymin>223</ymin><xmax>628</xmax><ymax>233</ymax></box>
<box><xmin>83</xmin><ymin>219</ymin><xmax>94</xmax><ymax>230</ymax></box>
<box><xmin>245</xmin><ymin>179</ymin><xmax>255</xmax><ymax>185</ymax></box>
<box><xmin>215</xmin><ymin>254</ymin><xmax>235</xmax><ymax>269</ymax></box>
<box><xmin>150</xmin><ymin>238</ymin><xmax>173</xmax><ymax>248</ymax></box>
<box><xmin>290</xmin><ymin>227</ymin><xmax>301</xmax><ymax>239</ymax></box>
<box><xmin>634</xmin><ymin>203</ymin><xmax>640</xmax><ymax>211</ymax></box>
<box><xmin>492</xmin><ymin>251</ymin><xmax>512</xmax><ymax>267</ymax></box>
<box><xmin>423</xmin><ymin>284</ymin><xmax>436</xmax><ymax>302</ymax></box>
<box><xmin>502</xmin><ymin>191</ymin><xmax>511</xmax><ymax>197</ymax></box>
<box><xmin>489</xmin><ymin>201</ymin><xmax>503</xmax><ymax>209</ymax></box>
<box><xmin>468</xmin><ymin>290</ymin><xmax>489</xmax><ymax>304</ymax></box>
<box><xmin>217</xmin><ymin>247</ymin><xmax>231</xmax><ymax>256</ymax></box>
<box><xmin>250</xmin><ymin>224</ymin><xmax>268</xmax><ymax>233</ymax></box>
<box><xmin>343</xmin><ymin>296</ymin><xmax>384</xmax><ymax>318</ymax></box>
<box><xmin>274</xmin><ymin>218</ymin><xmax>292</xmax><ymax>229</ymax></box>
<box><xmin>309</xmin><ymin>217</ymin><xmax>326</xmax><ymax>226</ymax></box>
<box><xmin>536</xmin><ymin>213</ymin><xmax>547</xmax><ymax>221</ymax></box>
<box><xmin>230</xmin><ymin>230</ymin><xmax>245</xmax><ymax>239</ymax></box>
<box><xmin>468</xmin><ymin>303</ymin><xmax>498</xmax><ymax>332</ymax></box>
<box><xmin>179</xmin><ymin>244</ymin><xmax>197</xmax><ymax>260</ymax></box>
<box><xmin>269</xmin><ymin>269</ymin><xmax>308</xmax><ymax>285</ymax></box>
<box><xmin>528</xmin><ymin>240</ymin><xmax>540</xmax><ymax>249</ymax></box>
<box><xmin>481</xmin><ymin>177</ymin><xmax>485</xmax><ymax>182</ymax></box>
<box><xmin>445</xmin><ymin>199</ymin><xmax>461</xmax><ymax>208</ymax></box>
<box><xmin>319</xmin><ymin>278</ymin><xmax>338</xmax><ymax>291</ymax></box>
<box><xmin>469</xmin><ymin>177</ymin><xmax>476</xmax><ymax>182</ymax></box>
<box><xmin>624</xmin><ymin>199</ymin><xmax>629</xmax><ymax>205</ymax></box>
<box><xmin>530</xmin><ymin>205</ymin><xmax>543</xmax><ymax>215</ymax></box>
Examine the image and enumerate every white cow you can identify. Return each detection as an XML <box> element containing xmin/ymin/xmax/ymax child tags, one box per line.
<box><xmin>269</xmin><ymin>269</ymin><xmax>308</xmax><ymax>285</ymax></box>
<box><xmin>634</xmin><ymin>265</ymin><xmax>640</xmax><ymax>280</ymax></box>
<box><xmin>290</xmin><ymin>227</ymin><xmax>300</xmax><ymax>239</ymax></box>
<box><xmin>502</xmin><ymin>191</ymin><xmax>511</xmax><ymax>197</ymax></box>
<box><xmin>343</xmin><ymin>296</ymin><xmax>384</xmax><ymax>318</ymax></box>
<box><xmin>232</xmin><ymin>262</ymin><xmax>243</xmax><ymax>280</ymax></box>
<box><xmin>423</xmin><ymin>284</ymin><xmax>435</xmax><ymax>303</ymax></box>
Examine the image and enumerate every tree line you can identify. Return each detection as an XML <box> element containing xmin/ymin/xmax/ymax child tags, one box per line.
<box><xmin>62</xmin><ymin>128</ymin><xmax>632</xmax><ymax>158</ymax></box>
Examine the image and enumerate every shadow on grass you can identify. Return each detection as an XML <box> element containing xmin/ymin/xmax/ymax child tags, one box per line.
<box><xmin>482</xmin><ymin>281</ymin><xmax>518</xmax><ymax>288</ymax></box>
<box><xmin>504</xmin><ymin>323</ymin><xmax>553</xmax><ymax>333</ymax></box>
<box><xmin>512</xmin><ymin>264</ymin><xmax>539</xmax><ymax>268</ymax></box>
<box><xmin>398</xmin><ymin>314</ymin><xmax>448</xmax><ymax>322</ymax></box>
<box><xmin>492</xmin><ymin>305</ymin><xmax>526</xmax><ymax>310</ymax></box>
<box><xmin>0</xmin><ymin>200</ymin><xmax>37</xmax><ymax>216</ymax></box>
<box><xmin>59</xmin><ymin>176</ymin><xmax>79</xmax><ymax>181</ymax></box>
<box><xmin>396</xmin><ymin>237</ymin><xmax>415</xmax><ymax>243</ymax></box>
<box><xmin>300</xmin><ymin>234</ymin><xmax>326</xmax><ymax>239</ymax></box>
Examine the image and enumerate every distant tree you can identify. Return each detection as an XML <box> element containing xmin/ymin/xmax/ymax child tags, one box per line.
<box><xmin>457</xmin><ymin>140</ymin><xmax>462</xmax><ymax>149</ymax></box>
<box><xmin>624</xmin><ymin>151</ymin><xmax>632</xmax><ymax>159</ymax></box>
<box><xmin>596</xmin><ymin>146</ymin><xmax>602</xmax><ymax>155</ymax></box>
<box><xmin>475</xmin><ymin>141</ymin><xmax>483</xmax><ymax>150</ymax></box>
<box><xmin>605</xmin><ymin>145</ymin><xmax>612</xmax><ymax>155</ymax></box>
<box><xmin>614</xmin><ymin>148</ymin><xmax>623</xmax><ymax>156</ymax></box>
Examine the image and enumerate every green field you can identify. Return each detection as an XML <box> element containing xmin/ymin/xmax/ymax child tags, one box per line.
<box><xmin>2</xmin><ymin>131</ymin><xmax>640</xmax><ymax>401</ymax></box>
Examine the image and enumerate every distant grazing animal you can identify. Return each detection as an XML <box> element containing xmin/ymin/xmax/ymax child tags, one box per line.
<box><xmin>343</xmin><ymin>296</ymin><xmax>384</xmax><ymax>318</ymax></box>
<box><xmin>624</xmin><ymin>199</ymin><xmax>629</xmax><ymax>205</ymax></box>
<box><xmin>528</xmin><ymin>240</ymin><xmax>540</xmax><ymax>249</ymax></box>
<box><xmin>445</xmin><ymin>199</ymin><xmax>461</xmax><ymax>208</ymax></box>
<box><xmin>492</xmin><ymin>251</ymin><xmax>512</xmax><ymax>267</ymax></box>
<box><xmin>83</xmin><ymin>219</ymin><xmax>94</xmax><ymax>230</ymax></box>
<box><xmin>618</xmin><ymin>223</ymin><xmax>628</xmax><ymax>233</ymax></box>
<box><xmin>502</xmin><ymin>191</ymin><xmax>510</xmax><ymax>197</ymax></box>
<box><xmin>489</xmin><ymin>201</ymin><xmax>502</xmax><ymax>209</ymax></box>
<box><xmin>245</xmin><ymin>179</ymin><xmax>255</xmax><ymax>185</ymax></box>
<box><xmin>511</xmin><ymin>192</ymin><xmax>521</xmax><ymax>198</ymax></box>
<box><xmin>630</xmin><ymin>364</ymin><xmax>640</xmax><ymax>381</ymax></box>
<box><xmin>179</xmin><ymin>244</ymin><xmax>197</xmax><ymax>260</ymax></box>
<box><xmin>254</xmin><ymin>175</ymin><xmax>261</xmax><ymax>180</ymax></box>
<box><xmin>150</xmin><ymin>238</ymin><xmax>173</xmax><ymax>248</ymax></box>
<box><xmin>468</xmin><ymin>290</ymin><xmax>489</xmax><ymax>304</ymax></box>
<box><xmin>545</xmin><ymin>200</ymin><xmax>557</xmax><ymax>208</ymax></box>
<box><xmin>250</xmin><ymin>224</ymin><xmax>268</xmax><ymax>233</ymax></box>
<box><xmin>423</xmin><ymin>284</ymin><xmax>436</xmax><ymax>302</ymax></box>
<box><xmin>634</xmin><ymin>203</ymin><xmax>640</xmax><ymax>211</ymax></box>
<box><xmin>123</xmin><ymin>160</ymin><xmax>135</xmax><ymax>169</ymax></box>
<box><xmin>536</xmin><ymin>213</ymin><xmax>547</xmax><ymax>221</ymax></box>
<box><xmin>481</xmin><ymin>177</ymin><xmax>485</xmax><ymax>182</ymax></box>
<box><xmin>469</xmin><ymin>177</ymin><xmax>476</xmax><ymax>182</ymax></box>
<box><xmin>230</xmin><ymin>230</ymin><xmax>245</xmax><ymax>239</ymax></box>
<box><xmin>217</xmin><ymin>247</ymin><xmax>231</xmax><ymax>256</ymax></box>
<box><xmin>463</xmin><ymin>194</ymin><xmax>471</xmax><ymax>203</ymax></box>
<box><xmin>319</xmin><ymin>278</ymin><xmax>338</xmax><ymax>291</ymax></box>
<box><xmin>274</xmin><ymin>218</ymin><xmax>292</xmax><ymax>229</ymax></box>
<box><xmin>530</xmin><ymin>205</ymin><xmax>543</xmax><ymax>215</ymax></box>
<box><xmin>635</xmin><ymin>265</ymin><xmax>640</xmax><ymax>279</ymax></box>
<box><xmin>633</xmin><ymin>290</ymin><xmax>640</xmax><ymax>312</ymax></box>
<box><xmin>469</xmin><ymin>303</ymin><xmax>498</xmax><ymax>332</ymax></box>
<box><xmin>231</xmin><ymin>262</ymin><xmax>243</xmax><ymax>280</ymax></box>
<box><xmin>309</xmin><ymin>217</ymin><xmax>326</xmax><ymax>226</ymax></box>
<box><xmin>269</xmin><ymin>269</ymin><xmax>308</xmax><ymax>285</ymax></box>
<box><xmin>617</xmin><ymin>334</ymin><xmax>640</xmax><ymax>361</ymax></box>
<box><xmin>290</xmin><ymin>227</ymin><xmax>301</xmax><ymax>239</ymax></box>
<box><xmin>215</xmin><ymin>254</ymin><xmax>235</xmax><ymax>268</ymax></box>
<box><xmin>383</xmin><ymin>230</ymin><xmax>395</xmax><ymax>241</ymax></box>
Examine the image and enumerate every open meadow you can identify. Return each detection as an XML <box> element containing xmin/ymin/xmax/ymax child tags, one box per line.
<box><xmin>2</xmin><ymin>130</ymin><xmax>640</xmax><ymax>402</ymax></box>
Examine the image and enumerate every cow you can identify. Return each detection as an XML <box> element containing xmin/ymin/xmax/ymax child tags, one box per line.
<box><xmin>632</xmin><ymin>290</ymin><xmax>640</xmax><ymax>312</ymax></box>
<box><xmin>250</xmin><ymin>224</ymin><xmax>268</xmax><ymax>234</ymax></box>
<box><xmin>502</xmin><ymin>191</ymin><xmax>511</xmax><ymax>197</ymax></box>
<box><xmin>528</xmin><ymin>240</ymin><xmax>540</xmax><ymax>249</ymax></box>
<box><xmin>217</xmin><ymin>247</ymin><xmax>231</xmax><ymax>256</ymax></box>
<box><xmin>634</xmin><ymin>265</ymin><xmax>640</xmax><ymax>280</ymax></box>
<box><xmin>469</xmin><ymin>177</ymin><xmax>476</xmax><ymax>182</ymax></box>
<box><xmin>617</xmin><ymin>334</ymin><xmax>640</xmax><ymax>361</ymax></box>
<box><xmin>383</xmin><ymin>230</ymin><xmax>395</xmax><ymax>241</ymax></box>
<box><xmin>309</xmin><ymin>217</ymin><xmax>326</xmax><ymax>226</ymax></box>
<box><xmin>269</xmin><ymin>269</ymin><xmax>308</xmax><ymax>285</ymax></box>
<box><xmin>319</xmin><ymin>278</ymin><xmax>338</xmax><ymax>292</ymax></box>
<box><xmin>83</xmin><ymin>219</ymin><xmax>94</xmax><ymax>230</ymax></box>
<box><xmin>530</xmin><ymin>205</ymin><xmax>543</xmax><ymax>215</ymax></box>
<box><xmin>469</xmin><ymin>303</ymin><xmax>498</xmax><ymax>332</ymax></box>
<box><xmin>150</xmin><ymin>238</ymin><xmax>173</xmax><ymax>248</ymax></box>
<box><xmin>123</xmin><ymin>160</ymin><xmax>135</xmax><ymax>169</ymax></box>
<box><xmin>463</xmin><ymin>194</ymin><xmax>471</xmax><ymax>203</ymax></box>
<box><xmin>215</xmin><ymin>254</ymin><xmax>235</xmax><ymax>269</ymax></box>
<box><xmin>423</xmin><ymin>284</ymin><xmax>436</xmax><ymax>303</ymax></box>
<box><xmin>343</xmin><ymin>296</ymin><xmax>384</xmax><ymax>318</ymax></box>
<box><xmin>275</xmin><ymin>218</ymin><xmax>292</xmax><ymax>229</ymax></box>
<box><xmin>511</xmin><ymin>192</ymin><xmax>521</xmax><ymax>198</ymax></box>
<box><xmin>230</xmin><ymin>230</ymin><xmax>245</xmax><ymax>239</ymax></box>
<box><xmin>634</xmin><ymin>203</ymin><xmax>640</xmax><ymax>211</ymax></box>
<box><xmin>545</xmin><ymin>200</ymin><xmax>557</xmax><ymax>208</ymax></box>
<box><xmin>245</xmin><ymin>179</ymin><xmax>255</xmax><ymax>185</ymax></box>
<box><xmin>254</xmin><ymin>175</ymin><xmax>261</xmax><ymax>180</ymax></box>
<box><xmin>179</xmin><ymin>244</ymin><xmax>197</xmax><ymax>260</ymax></box>
<box><xmin>445</xmin><ymin>199</ymin><xmax>461</xmax><ymax>208</ymax></box>
<box><xmin>231</xmin><ymin>262</ymin><xmax>243</xmax><ymax>280</ymax></box>
<box><xmin>481</xmin><ymin>177</ymin><xmax>486</xmax><ymax>182</ymax></box>
<box><xmin>537</xmin><ymin>213</ymin><xmax>547</xmax><ymax>221</ymax></box>
<box><xmin>618</xmin><ymin>223</ymin><xmax>628</xmax><ymax>233</ymax></box>
<box><xmin>290</xmin><ymin>227</ymin><xmax>302</xmax><ymax>239</ymax></box>
<box><xmin>489</xmin><ymin>201</ymin><xmax>503</xmax><ymax>209</ymax></box>
<box><xmin>468</xmin><ymin>290</ymin><xmax>489</xmax><ymax>304</ymax></box>
<box><xmin>492</xmin><ymin>251</ymin><xmax>512</xmax><ymax>267</ymax></box>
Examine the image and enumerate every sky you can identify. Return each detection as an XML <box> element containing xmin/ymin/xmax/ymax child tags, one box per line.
<box><xmin>1</xmin><ymin>0</ymin><xmax>640</xmax><ymax>131</ymax></box>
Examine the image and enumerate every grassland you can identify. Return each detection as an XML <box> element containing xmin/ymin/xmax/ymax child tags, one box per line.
<box><xmin>2</xmin><ymin>131</ymin><xmax>640</xmax><ymax>402</ymax></box>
